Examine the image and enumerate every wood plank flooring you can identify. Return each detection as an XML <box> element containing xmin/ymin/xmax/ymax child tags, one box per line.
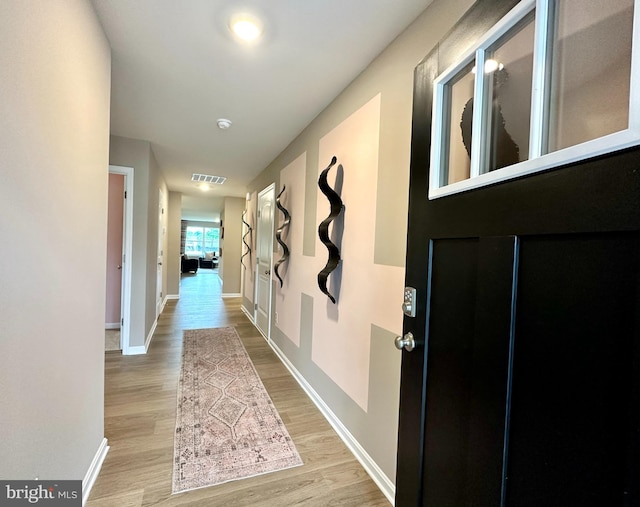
<box><xmin>87</xmin><ymin>269</ymin><xmax>390</xmax><ymax>506</ymax></box>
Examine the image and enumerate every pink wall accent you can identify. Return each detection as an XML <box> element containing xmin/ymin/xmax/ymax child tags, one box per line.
<box><xmin>273</xmin><ymin>95</ymin><xmax>404</xmax><ymax>411</ymax></box>
<box><xmin>105</xmin><ymin>173</ymin><xmax>124</xmax><ymax>326</ymax></box>
<box><xmin>312</xmin><ymin>94</ymin><xmax>403</xmax><ymax>410</ymax></box>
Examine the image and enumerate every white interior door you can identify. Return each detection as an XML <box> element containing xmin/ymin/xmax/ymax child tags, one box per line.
<box><xmin>156</xmin><ymin>188</ymin><xmax>164</xmax><ymax>318</ymax></box>
<box><xmin>255</xmin><ymin>184</ymin><xmax>275</xmax><ymax>339</ymax></box>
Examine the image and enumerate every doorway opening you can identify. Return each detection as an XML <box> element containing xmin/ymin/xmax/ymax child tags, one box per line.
<box><xmin>106</xmin><ymin>165</ymin><xmax>133</xmax><ymax>353</ymax></box>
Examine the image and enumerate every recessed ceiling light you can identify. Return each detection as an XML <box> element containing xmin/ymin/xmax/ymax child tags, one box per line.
<box><xmin>230</xmin><ymin>14</ymin><xmax>262</xmax><ymax>41</ymax></box>
<box><xmin>217</xmin><ymin>118</ymin><xmax>232</xmax><ymax>129</ymax></box>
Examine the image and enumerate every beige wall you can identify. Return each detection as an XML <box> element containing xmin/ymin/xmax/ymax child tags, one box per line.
<box><xmin>109</xmin><ymin>136</ymin><xmax>168</xmax><ymax>349</ymax></box>
<box><xmin>167</xmin><ymin>191</ymin><xmax>182</xmax><ymax>297</ymax></box>
<box><xmin>243</xmin><ymin>0</ymin><xmax>475</xmax><ymax>494</ymax></box>
<box><xmin>221</xmin><ymin>197</ymin><xmax>245</xmax><ymax>295</ymax></box>
<box><xmin>0</xmin><ymin>0</ymin><xmax>111</xmax><ymax>480</ymax></box>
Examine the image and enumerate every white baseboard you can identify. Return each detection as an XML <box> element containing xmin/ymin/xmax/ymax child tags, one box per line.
<box><xmin>241</xmin><ymin>305</ymin><xmax>255</xmax><ymax>324</ymax></box>
<box><xmin>221</xmin><ymin>293</ymin><xmax>242</xmax><ymax>298</ymax></box>
<box><xmin>123</xmin><ymin>319</ymin><xmax>157</xmax><ymax>355</ymax></box>
<box><xmin>105</xmin><ymin>323</ymin><xmax>120</xmax><ymax>330</ymax></box>
<box><xmin>124</xmin><ymin>345</ymin><xmax>146</xmax><ymax>355</ymax></box>
<box><xmin>268</xmin><ymin>340</ymin><xmax>396</xmax><ymax>505</ymax></box>
<box><xmin>165</xmin><ymin>294</ymin><xmax>179</xmax><ymax>301</ymax></box>
<box><xmin>82</xmin><ymin>438</ymin><xmax>109</xmax><ymax>506</ymax></box>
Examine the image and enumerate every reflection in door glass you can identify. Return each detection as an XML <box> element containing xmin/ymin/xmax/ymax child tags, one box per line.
<box><xmin>484</xmin><ymin>13</ymin><xmax>535</xmax><ymax>172</ymax></box>
<box><xmin>547</xmin><ymin>0</ymin><xmax>633</xmax><ymax>153</ymax></box>
<box><xmin>444</xmin><ymin>62</ymin><xmax>475</xmax><ymax>185</ymax></box>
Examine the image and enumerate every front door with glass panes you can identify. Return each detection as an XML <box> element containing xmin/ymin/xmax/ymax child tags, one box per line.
<box><xmin>395</xmin><ymin>0</ymin><xmax>640</xmax><ymax>505</ymax></box>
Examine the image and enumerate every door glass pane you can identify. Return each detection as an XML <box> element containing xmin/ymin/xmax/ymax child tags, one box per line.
<box><xmin>444</xmin><ymin>62</ymin><xmax>475</xmax><ymax>185</ymax></box>
<box><xmin>547</xmin><ymin>0</ymin><xmax>634</xmax><ymax>153</ymax></box>
<box><xmin>483</xmin><ymin>13</ymin><xmax>535</xmax><ymax>173</ymax></box>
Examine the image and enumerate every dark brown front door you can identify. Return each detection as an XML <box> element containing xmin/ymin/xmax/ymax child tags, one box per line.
<box><xmin>395</xmin><ymin>1</ymin><xmax>640</xmax><ymax>505</ymax></box>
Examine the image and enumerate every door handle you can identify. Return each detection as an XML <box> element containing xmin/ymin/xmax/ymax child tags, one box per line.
<box><xmin>158</xmin><ymin>262</ymin><xmax>163</xmax><ymax>266</ymax></box>
<box><xmin>265</xmin><ymin>270</ymin><xmax>271</xmax><ymax>275</ymax></box>
<box><xmin>394</xmin><ymin>332</ymin><xmax>415</xmax><ymax>352</ymax></box>
<box><xmin>117</xmin><ymin>265</ymin><xmax>122</xmax><ymax>270</ymax></box>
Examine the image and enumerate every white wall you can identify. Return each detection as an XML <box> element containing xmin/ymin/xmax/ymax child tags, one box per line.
<box><xmin>0</xmin><ymin>0</ymin><xmax>111</xmax><ymax>480</ymax></box>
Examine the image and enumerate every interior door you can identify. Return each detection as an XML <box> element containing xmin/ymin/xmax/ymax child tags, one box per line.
<box><xmin>106</xmin><ymin>172</ymin><xmax>125</xmax><ymax>348</ymax></box>
<box><xmin>255</xmin><ymin>184</ymin><xmax>275</xmax><ymax>339</ymax></box>
<box><xmin>395</xmin><ymin>1</ymin><xmax>640</xmax><ymax>505</ymax></box>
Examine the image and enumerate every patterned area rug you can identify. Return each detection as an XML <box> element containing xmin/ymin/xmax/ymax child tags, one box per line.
<box><xmin>172</xmin><ymin>327</ymin><xmax>303</xmax><ymax>494</ymax></box>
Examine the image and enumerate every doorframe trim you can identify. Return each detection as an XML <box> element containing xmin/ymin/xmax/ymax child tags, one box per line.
<box><xmin>108</xmin><ymin>165</ymin><xmax>134</xmax><ymax>355</ymax></box>
<box><xmin>254</xmin><ymin>183</ymin><xmax>276</xmax><ymax>340</ymax></box>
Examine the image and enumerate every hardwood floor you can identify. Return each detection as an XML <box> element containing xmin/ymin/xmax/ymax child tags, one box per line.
<box><xmin>87</xmin><ymin>269</ymin><xmax>390</xmax><ymax>506</ymax></box>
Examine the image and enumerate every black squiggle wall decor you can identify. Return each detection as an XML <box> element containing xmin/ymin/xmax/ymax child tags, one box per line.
<box><xmin>241</xmin><ymin>209</ymin><xmax>252</xmax><ymax>270</ymax></box>
<box><xmin>317</xmin><ymin>156</ymin><xmax>343</xmax><ymax>304</ymax></box>
<box><xmin>274</xmin><ymin>185</ymin><xmax>291</xmax><ymax>288</ymax></box>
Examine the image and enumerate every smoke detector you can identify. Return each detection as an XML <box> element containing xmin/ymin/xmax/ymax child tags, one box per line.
<box><xmin>217</xmin><ymin>118</ymin><xmax>232</xmax><ymax>130</ymax></box>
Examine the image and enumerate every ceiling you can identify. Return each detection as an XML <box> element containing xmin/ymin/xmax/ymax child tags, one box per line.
<box><xmin>91</xmin><ymin>0</ymin><xmax>434</xmax><ymax>220</ymax></box>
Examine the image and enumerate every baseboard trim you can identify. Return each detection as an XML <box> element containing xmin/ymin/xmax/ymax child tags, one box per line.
<box><xmin>124</xmin><ymin>344</ymin><xmax>145</xmax><ymax>355</ymax></box>
<box><xmin>166</xmin><ymin>294</ymin><xmax>179</xmax><ymax>300</ymax></box>
<box><xmin>105</xmin><ymin>323</ymin><xmax>120</xmax><ymax>330</ymax></box>
<box><xmin>123</xmin><ymin>319</ymin><xmax>157</xmax><ymax>355</ymax></box>
<box><xmin>241</xmin><ymin>305</ymin><xmax>255</xmax><ymax>324</ymax></box>
<box><xmin>221</xmin><ymin>293</ymin><xmax>242</xmax><ymax>298</ymax></box>
<box><xmin>82</xmin><ymin>438</ymin><xmax>109</xmax><ymax>506</ymax></box>
<box><xmin>144</xmin><ymin>319</ymin><xmax>157</xmax><ymax>351</ymax></box>
<box><xmin>268</xmin><ymin>340</ymin><xmax>396</xmax><ymax>505</ymax></box>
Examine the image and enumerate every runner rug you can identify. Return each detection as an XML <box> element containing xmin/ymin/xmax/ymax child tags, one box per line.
<box><xmin>172</xmin><ymin>327</ymin><xmax>303</xmax><ymax>493</ymax></box>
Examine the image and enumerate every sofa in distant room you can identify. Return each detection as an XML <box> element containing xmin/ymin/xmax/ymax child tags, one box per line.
<box><xmin>181</xmin><ymin>255</ymin><xmax>199</xmax><ymax>273</ymax></box>
<box><xmin>199</xmin><ymin>251</ymin><xmax>219</xmax><ymax>269</ymax></box>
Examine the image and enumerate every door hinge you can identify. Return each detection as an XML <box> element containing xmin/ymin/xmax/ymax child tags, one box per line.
<box><xmin>254</xmin><ymin>303</ymin><xmax>258</xmax><ymax>311</ymax></box>
<box><xmin>124</xmin><ymin>190</ymin><xmax>127</xmax><ymax>199</ymax></box>
<box><xmin>258</xmin><ymin>210</ymin><xmax>261</xmax><ymax>218</ymax></box>
<box><xmin>121</xmin><ymin>318</ymin><xmax>124</xmax><ymax>326</ymax></box>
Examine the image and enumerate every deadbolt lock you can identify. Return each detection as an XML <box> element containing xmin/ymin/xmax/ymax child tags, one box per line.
<box><xmin>402</xmin><ymin>286</ymin><xmax>416</xmax><ymax>317</ymax></box>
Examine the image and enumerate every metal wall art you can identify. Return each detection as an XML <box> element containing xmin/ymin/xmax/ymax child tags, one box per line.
<box><xmin>317</xmin><ymin>156</ymin><xmax>344</xmax><ymax>304</ymax></box>
<box><xmin>274</xmin><ymin>185</ymin><xmax>291</xmax><ymax>288</ymax></box>
<box><xmin>241</xmin><ymin>210</ymin><xmax>252</xmax><ymax>270</ymax></box>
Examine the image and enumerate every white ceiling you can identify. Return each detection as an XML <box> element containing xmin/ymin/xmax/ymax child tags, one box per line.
<box><xmin>91</xmin><ymin>0</ymin><xmax>434</xmax><ymax>220</ymax></box>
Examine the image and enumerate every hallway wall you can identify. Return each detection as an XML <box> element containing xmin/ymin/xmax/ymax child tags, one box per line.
<box><xmin>167</xmin><ymin>191</ymin><xmax>182</xmax><ymax>297</ymax></box>
<box><xmin>0</xmin><ymin>0</ymin><xmax>111</xmax><ymax>481</ymax></box>
<box><xmin>109</xmin><ymin>135</ymin><xmax>169</xmax><ymax>349</ymax></box>
<box><xmin>243</xmin><ymin>0</ymin><xmax>475</xmax><ymax>495</ymax></box>
<box><xmin>220</xmin><ymin>197</ymin><xmax>245</xmax><ymax>296</ymax></box>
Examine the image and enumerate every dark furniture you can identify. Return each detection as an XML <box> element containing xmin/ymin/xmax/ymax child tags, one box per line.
<box><xmin>181</xmin><ymin>255</ymin><xmax>198</xmax><ymax>273</ymax></box>
<box><xmin>199</xmin><ymin>256</ymin><xmax>218</xmax><ymax>269</ymax></box>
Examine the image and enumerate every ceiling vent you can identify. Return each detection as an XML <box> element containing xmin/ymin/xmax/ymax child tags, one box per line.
<box><xmin>192</xmin><ymin>174</ymin><xmax>226</xmax><ymax>185</ymax></box>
